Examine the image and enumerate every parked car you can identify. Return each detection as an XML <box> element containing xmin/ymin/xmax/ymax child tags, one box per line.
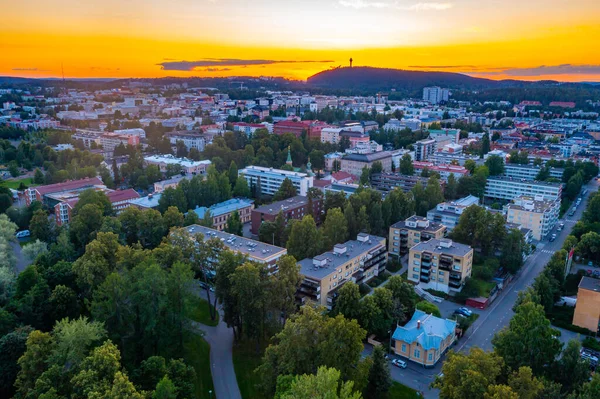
<box><xmin>558</xmin><ymin>223</ymin><xmax>565</xmax><ymax>231</ymax></box>
<box><xmin>593</xmin><ymin>270</ymin><xmax>600</xmax><ymax>278</ymax></box>
<box><xmin>550</xmin><ymin>234</ymin><xmax>557</xmax><ymax>242</ymax></box>
<box><xmin>587</xmin><ymin>269</ymin><xmax>593</xmax><ymax>276</ymax></box>
<box><xmin>15</xmin><ymin>230</ymin><xmax>30</xmax><ymax>238</ymax></box>
<box><xmin>588</xmin><ymin>261</ymin><xmax>594</xmax><ymax>267</ymax></box>
<box><xmin>456</xmin><ymin>307</ymin><xmax>473</xmax><ymax>317</ymax></box>
<box><xmin>392</xmin><ymin>359</ymin><xmax>407</xmax><ymax>369</ymax></box>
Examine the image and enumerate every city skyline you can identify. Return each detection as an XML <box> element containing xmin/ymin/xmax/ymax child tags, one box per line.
<box><xmin>2</xmin><ymin>0</ymin><xmax>600</xmax><ymax>81</ymax></box>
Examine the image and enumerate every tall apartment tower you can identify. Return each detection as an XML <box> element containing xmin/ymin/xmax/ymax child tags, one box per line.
<box><xmin>423</xmin><ymin>87</ymin><xmax>450</xmax><ymax>104</ymax></box>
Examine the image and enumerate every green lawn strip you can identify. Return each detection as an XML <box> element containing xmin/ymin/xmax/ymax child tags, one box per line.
<box><xmin>232</xmin><ymin>341</ymin><xmax>267</xmax><ymax>399</ymax></box>
<box><xmin>4</xmin><ymin>177</ymin><xmax>36</xmax><ymax>189</ymax></box>
<box><xmin>186</xmin><ymin>295</ymin><xmax>219</xmax><ymax>327</ymax></box>
<box><xmin>183</xmin><ymin>332</ymin><xmax>214</xmax><ymax>399</ymax></box>
<box><xmin>388</xmin><ymin>381</ymin><xmax>421</xmax><ymax>398</ymax></box>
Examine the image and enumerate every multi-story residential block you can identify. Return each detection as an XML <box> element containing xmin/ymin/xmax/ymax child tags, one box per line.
<box><xmin>391</xmin><ymin>310</ymin><xmax>457</xmax><ymax>367</ymax></box>
<box><xmin>414</xmin><ymin>139</ymin><xmax>436</xmax><ymax>161</ymax></box>
<box><xmin>54</xmin><ymin>189</ymin><xmax>140</xmax><ymax>226</ymax></box>
<box><xmin>423</xmin><ymin>87</ymin><xmax>450</xmax><ymax>104</ymax></box>
<box><xmin>153</xmin><ymin>176</ymin><xmax>186</xmax><ymax>193</ymax></box>
<box><xmin>408</xmin><ymin>238</ymin><xmax>473</xmax><ymax>294</ymax></box>
<box><xmin>427</xmin><ymin>195</ymin><xmax>480</xmax><ymax>231</ymax></box>
<box><xmin>232</xmin><ymin>122</ymin><xmax>266</xmax><ymax>137</ymax></box>
<box><xmin>251</xmin><ymin>195</ymin><xmax>323</xmax><ymax>235</ymax></box>
<box><xmin>320</xmin><ymin>127</ymin><xmax>343</xmax><ymax>144</ymax></box>
<box><xmin>144</xmin><ymin>154</ymin><xmax>211</xmax><ymax>175</ymax></box>
<box><xmin>239</xmin><ymin>166</ymin><xmax>314</xmax><ymax>197</ymax></box>
<box><xmin>383</xmin><ymin>118</ymin><xmax>422</xmax><ymax>132</ymax></box>
<box><xmin>485</xmin><ymin>177</ymin><xmax>562</xmax><ymax>201</ymax></box>
<box><xmin>340</xmin><ymin>151</ymin><xmax>392</xmax><ymax>176</ymax></box>
<box><xmin>297</xmin><ymin>233</ymin><xmax>388</xmax><ymax>309</ymax></box>
<box><xmin>412</xmin><ymin>161</ymin><xmax>469</xmax><ymax>181</ymax></box>
<box><xmin>166</xmin><ymin>131</ymin><xmax>206</xmax><ymax>152</ymax></box>
<box><xmin>72</xmin><ymin>130</ymin><xmax>103</xmax><ymax>148</ymax></box>
<box><xmin>503</xmin><ymin>163</ymin><xmax>564</xmax><ymax>181</ymax></box>
<box><xmin>370</xmin><ymin>173</ymin><xmax>443</xmax><ymax>194</ymax></box>
<box><xmin>572</xmin><ymin>277</ymin><xmax>600</xmax><ymax>333</ymax></box>
<box><xmin>26</xmin><ymin>177</ymin><xmax>105</xmax><ymax>207</ymax></box>
<box><xmin>388</xmin><ymin>216</ymin><xmax>447</xmax><ymax>257</ymax></box>
<box><xmin>100</xmin><ymin>133</ymin><xmax>140</xmax><ymax>152</ymax></box>
<box><xmin>506</xmin><ymin>196</ymin><xmax>560</xmax><ymax>240</ymax></box>
<box><xmin>192</xmin><ymin>198</ymin><xmax>254</xmax><ymax>231</ymax></box>
<box><xmin>186</xmin><ymin>225</ymin><xmax>287</xmax><ymax>269</ymax></box>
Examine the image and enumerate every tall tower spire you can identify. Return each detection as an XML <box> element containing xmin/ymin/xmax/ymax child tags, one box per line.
<box><xmin>286</xmin><ymin>146</ymin><xmax>293</xmax><ymax>166</ymax></box>
<box><xmin>349</xmin><ymin>58</ymin><xmax>353</xmax><ymax>68</ymax></box>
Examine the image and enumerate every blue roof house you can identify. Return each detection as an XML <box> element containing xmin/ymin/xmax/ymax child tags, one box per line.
<box><xmin>391</xmin><ymin>309</ymin><xmax>457</xmax><ymax>367</ymax></box>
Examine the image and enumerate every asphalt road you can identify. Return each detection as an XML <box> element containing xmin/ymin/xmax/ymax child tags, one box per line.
<box><xmin>457</xmin><ymin>178</ymin><xmax>600</xmax><ymax>353</ymax></box>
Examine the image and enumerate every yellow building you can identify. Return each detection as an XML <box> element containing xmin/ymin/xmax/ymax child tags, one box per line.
<box><xmin>389</xmin><ymin>216</ymin><xmax>447</xmax><ymax>257</ymax></box>
<box><xmin>408</xmin><ymin>238</ymin><xmax>473</xmax><ymax>294</ymax></box>
<box><xmin>506</xmin><ymin>196</ymin><xmax>559</xmax><ymax>241</ymax></box>
<box><xmin>572</xmin><ymin>277</ymin><xmax>600</xmax><ymax>333</ymax></box>
<box><xmin>391</xmin><ymin>310</ymin><xmax>457</xmax><ymax>367</ymax></box>
<box><xmin>297</xmin><ymin>233</ymin><xmax>388</xmax><ymax>309</ymax></box>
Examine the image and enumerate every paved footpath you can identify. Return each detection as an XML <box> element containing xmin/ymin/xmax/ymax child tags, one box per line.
<box><xmin>192</xmin><ymin>292</ymin><xmax>242</xmax><ymax>399</ymax></box>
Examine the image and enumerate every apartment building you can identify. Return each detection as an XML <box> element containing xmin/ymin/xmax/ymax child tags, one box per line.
<box><xmin>370</xmin><ymin>173</ymin><xmax>443</xmax><ymax>194</ymax></box>
<box><xmin>251</xmin><ymin>195</ymin><xmax>323</xmax><ymax>235</ymax></box>
<box><xmin>485</xmin><ymin>177</ymin><xmax>562</xmax><ymax>201</ymax></box>
<box><xmin>144</xmin><ymin>154</ymin><xmax>211</xmax><ymax>175</ymax></box>
<box><xmin>423</xmin><ymin>87</ymin><xmax>449</xmax><ymax>104</ymax></box>
<box><xmin>239</xmin><ymin>166</ymin><xmax>314</xmax><ymax>196</ymax></box>
<box><xmin>340</xmin><ymin>151</ymin><xmax>392</xmax><ymax>176</ymax></box>
<box><xmin>153</xmin><ymin>176</ymin><xmax>186</xmax><ymax>193</ymax></box>
<box><xmin>166</xmin><ymin>131</ymin><xmax>206</xmax><ymax>152</ymax></box>
<box><xmin>412</xmin><ymin>161</ymin><xmax>469</xmax><ymax>181</ymax></box>
<box><xmin>192</xmin><ymin>198</ymin><xmax>254</xmax><ymax>231</ymax></box>
<box><xmin>297</xmin><ymin>233</ymin><xmax>388</xmax><ymax>309</ymax></box>
<box><xmin>391</xmin><ymin>310</ymin><xmax>457</xmax><ymax>367</ymax></box>
<box><xmin>186</xmin><ymin>225</ymin><xmax>287</xmax><ymax>269</ymax></box>
<box><xmin>506</xmin><ymin>196</ymin><xmax>560</xmax><ymax>240</ymax></box>
<box><xmin>572</xmin><ymin>277</ymin><xmax>600</xmax><ymax>333</ymax></box>
<box><xmin>388</xmin><ymin>216</ymin><xmax>447</xmax><ymax>257</ymax></box>
<box><xmin>320</xmin><ymin>127</ymin><xmax>343</xmax><ymax>144</ymax></box>
<box><xmin>100</xmin><ymin>133</ymin><xmax>140</xmax><ymax>152</ymax></box>
<box><xmin>503</xmin><ymin>164</ymin><xmax>564</xmax><ymax>181</ymax></box>
<box><xmin>414</xmin><ymin>139</ymin><xmax>436</xmax><ymax>161</ymax></box>
<box><xmin>408</xmin><ymin>238</ymin><xmax>474</xmax><ymax>294</ymax></box>
<box><xmin>427</xmin><ymin>195</ymin><xmax>480</xmax><ymax>231</ymax></box>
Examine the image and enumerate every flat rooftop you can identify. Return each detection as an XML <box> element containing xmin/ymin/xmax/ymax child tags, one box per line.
<box><xmin>298</xmin><ymin>234</ymin><xmax>385</xmax><ymax>280</ymax></box>
<box><xmin>487</xmin><ymin>176</ymin><xmax>562</xmax><ymax>187</ymax></box>
<box><xmin>390</xmin><ymin>216</ymin><xmax>446</xmax><ymax>233</ymax></box>
<box><xmin>579</xmin><ymin>276</ymin><xmax>600</xmax><ymax>293</ymax></box>
<box><xmin>186</xmin><ymin>224</ymin><xmax>286</xmax><ymax>262</ymax></box>
<box><xmin>411</xmin><ymin>238</ymin><xmax>473</xmax><ymax>257</ymax></box>
<box><xmin>253</xmin><ymin>195</ymin><xmax>309</xmax><ymax>215</ymax></box>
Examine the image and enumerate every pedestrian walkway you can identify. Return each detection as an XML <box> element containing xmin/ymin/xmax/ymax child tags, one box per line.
<box><xmin>191</xmin><ymin>295</ymin><xmax>242</xmax><ymax>399</ymax></box>
<box><xmin>539</xmin><ymin>249</ymin><xmax>556</xmax><ymax>255</ymax></box>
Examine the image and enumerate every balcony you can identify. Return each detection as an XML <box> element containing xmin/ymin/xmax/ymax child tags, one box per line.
<box><xmin>420</xmin><ymin>276</ymin><xmax>430</xmax><ymax>283</ymax></box>
<box><xmin>420</xmin><ymin>268</ymin><xmax>430</xmax><ymax>276</ymax></box>
<box><xmin>449</xmin><ymin>273</ymin><xmax>461</xmax><ymax>281</ymax></box>
<box><xmin>449</xmin><ymin>280</ymin><xmax>462</xmax><ymax>289</ymax></box>
<box><xmin>399</xmin><ymin>230</ymin><xmax>408</xmax><ymax>236</ymax></box>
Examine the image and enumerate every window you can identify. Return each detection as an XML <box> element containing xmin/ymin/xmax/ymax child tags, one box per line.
<box><xmin>438</xmin><ymin>277</ymin><xmax>444</xmax><ymax>282</ymax></box>
<box><xmin>414</xmin><ymin>254</ymin><xmax>420</xmax><ymax>259</ymax></box>
<box><xmin>413</xmin><ymin>267</ymin><xmax>419</xmax><ymax>272</ymax></box>
<box><xmin>412</xmin><ymin>274</ymin><xmax>419</xmax><ymax>279</ymax></box>
<box><xmin>401</xmin><ymin>344</ymin><xmax>406</xmax><ymax>352</ymax></box>
<box><xmin>438</xmin><ymin>271</ymin><xmax>444</xmax><ymax>276</ymax></box>
<box><xmin>414</xmin><ymin>349</ymin><xmax>420</xmax><ymax>358</ymax></box>
<box><xmin>413</xmin><ymin>260</ymin><xmax>420</xmax><ymax>266</ymax></box>
<box><xmin>428</xmin><ymin>353</ymin><xmax>433</xmax><ymax>361</ymax></box>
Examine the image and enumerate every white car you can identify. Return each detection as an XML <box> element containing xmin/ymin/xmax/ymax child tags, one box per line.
<box><xmin>391</xmin><ymin>359</ymin><xmax>407</xmax><ymax>368</ymax></box>
<box><xmin>15</xmin><ymin>230</ymin><xmax>30</xmax><ymax>238</ymax></box>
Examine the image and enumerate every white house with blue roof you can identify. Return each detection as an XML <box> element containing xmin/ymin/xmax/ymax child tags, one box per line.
<box><xmin>391</xmin><ymin>309</ymin><xmax>457</xmax><ymax>367</ymax></box>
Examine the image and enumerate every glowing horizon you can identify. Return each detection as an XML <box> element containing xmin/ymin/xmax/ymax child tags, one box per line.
<box><xmin>2</xmin><ymin>0</ymin><xmax>600</xmax><ymax>82</ymax></box>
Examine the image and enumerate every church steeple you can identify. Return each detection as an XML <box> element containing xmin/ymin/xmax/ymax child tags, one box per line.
<box><xmin>286</xmin><ymin>146</ymin><xmax>293</xmax><ymax>166</ymax></box>
<box><xmin>306</xmin><ymin>156</ymin><xmax>314</xmax><ymax>177</ymax></box>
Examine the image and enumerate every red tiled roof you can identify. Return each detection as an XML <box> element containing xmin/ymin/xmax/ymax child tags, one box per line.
<box><xmin>107</xmin><ymin>189</ymin><xmax>140</xmax><ymax>203</ymax></box>
<box><xmin>313</xmin><ymin>179</ymin><xmax>332</xmax><ymax>188</ymax></box>
<box><xmin>331</xmin><ymin>171</ymin><xmax>357</xmax><ymax>182</ymax></box>
<box><xmin>35</xmin><ymin>177</ymin><xmax>104</xmax><ymax>196</ymax></box>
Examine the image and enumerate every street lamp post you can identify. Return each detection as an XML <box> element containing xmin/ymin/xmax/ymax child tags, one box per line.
<box><xmin>209</xmin><ymin>390</ymin><xmax>213</xmax><ymax>399</ymax></box>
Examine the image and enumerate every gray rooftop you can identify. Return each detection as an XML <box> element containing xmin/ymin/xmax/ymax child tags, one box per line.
<box><xmin>487</xmin><ymin>176</ymin><xmax>562</xmax><ymax>187</ymax></box>
<box><xmin>579</xmin><ymin>276</ymin><xmax>600</xmax><ymax>293</ymax></box>
<box><xmin>253</xmin><ymin>195</ymin><xmax>309</xmax><ymax>215</ymax></box>
<box><xmin>390</xmin><ymin>216</ymin><xmax>446</xmax><ymax>233</ymax></box>
<box><xmin>298</xmin><ymin>234</ymin><xmax>386</xmax><ymax>280</ymax></box>
<box><xmin>411</xmin><ymin>238</ymin><xmax>473</xmax><ymax>257</ymax></box>
<box><xmin>343</xmin><ymin>151</ymin><xmax>392</xmax><ymax>162</ymax></box>
<box><xmin>186</xmin><ymin>225</ymin><xmax>286</xmax><ymax>261</ymax></box>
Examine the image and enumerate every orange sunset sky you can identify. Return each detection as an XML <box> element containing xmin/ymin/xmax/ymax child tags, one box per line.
<box><xmin>1</xmin><ymin>0</ymin><xmax>600</xmax><ymax>82</ymax></box>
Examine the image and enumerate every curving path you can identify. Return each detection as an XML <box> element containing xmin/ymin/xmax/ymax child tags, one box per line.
<box><xmin>191</xmin><ymin>292</ymin><xmax>242</xmax><ymax>399</ymax></box>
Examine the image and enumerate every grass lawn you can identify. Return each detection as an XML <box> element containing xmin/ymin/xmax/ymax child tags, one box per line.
<box><xmin>186</xmin><ymin>295</ymin><xmax>219</xmax><ymax>327</ymax></box>
<box><xmin>471</xmin><ymin>278</ymin><xmax>496</xmax><ymax>297</ymax></box>
<box><xmin>232</xmin><ymin>341</ymin><xmax>268</xmax><ymax>399</ymax></box>
<box><xmin>388</xmin><ymin>381</ymin><xmax>421</xmax><ymax>398</ymax></box>
<box><xmin>4</xmin><ymin>177</ymin><xmax>36</xmax><ymax>189</ymax></box>
<box><xmin>183</xmin><ymin>332</ymin><xmax>214</xmax><ymax>399</ymax></box>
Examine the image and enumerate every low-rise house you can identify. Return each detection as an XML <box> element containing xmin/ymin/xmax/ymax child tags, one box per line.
<box><xmin>251</xmin><ymin>195</ymin><xmax>323</xmax><ymax>235</ymax></box>
<box><xmin>391</xmin><ymin>310</ymin><xmax>457</xmax><ymax>367</ymax></box>
<box><xmin>192</xmin><ymin>198</ymin><xmax>254</xmax><ymax>231</ymax></box>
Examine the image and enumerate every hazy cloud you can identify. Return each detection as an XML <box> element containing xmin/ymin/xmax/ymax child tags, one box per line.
<box><xmin>158</xmin><ymin>58</ymin><xmax>334</xmax><ymax>71</ymax></box>
<box><xmin>339</xmin><ymin>0</ymin><xmax>453</xmax><ymax>10</ymax></box>
<box><xmin>339</xmin><ymin>0</ymin><xmax>390</xmax><ymax>9</ymax></box>
<box><xmin>471</xmin><ymin>64</ymin><xmax>600</xmax><ymax>76</ymax></box>
<box><xmin>409</xmin><ymin>65</ymin><xmax>478</xmax><ymax>69</ymax></box>
<box><xmin>12</xmin><ymin>68</ymin><xmax>39</xmax><ymax>71</ymax></box>
<box><xmin>398</xmin><ymin>2</ymin><xmax>453</xmax><ymax>11</ymax></box>
<box><xmin>203</xmin><ymin>67</ymin><xmax>232</xmax><ymax>72</ymax></box>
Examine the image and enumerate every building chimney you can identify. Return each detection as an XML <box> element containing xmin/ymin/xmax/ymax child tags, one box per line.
<box><xmin>417</xmin><ymin>320</ymin><xmax>421</xmax><ymax>329</ymax></box>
